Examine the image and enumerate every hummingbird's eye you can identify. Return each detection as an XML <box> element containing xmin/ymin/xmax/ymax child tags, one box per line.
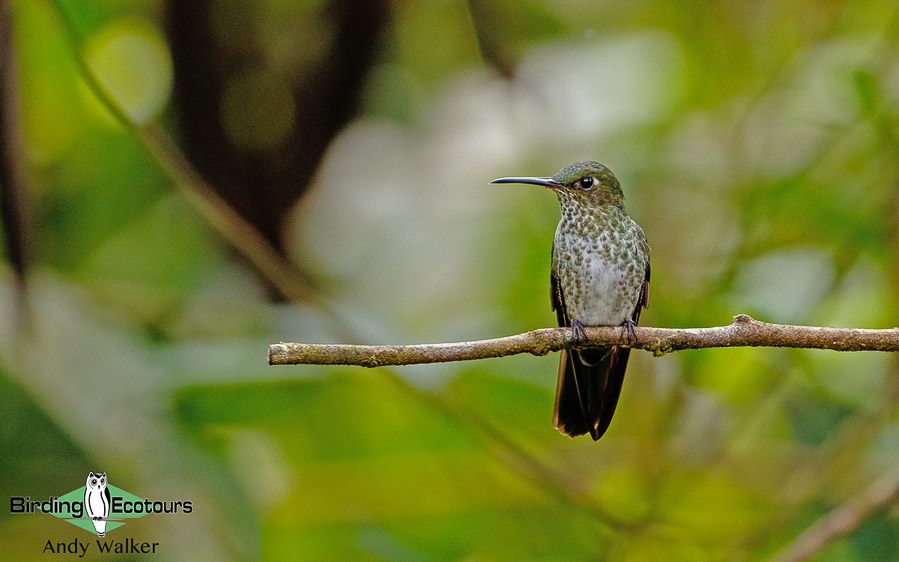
<box><xmin>577</xmin><ymin>177</ymin><xmax>595</xmax><ymax>190</ymax></box>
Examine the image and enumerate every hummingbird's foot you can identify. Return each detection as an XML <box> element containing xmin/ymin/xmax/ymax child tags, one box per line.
<box><xmin>618</xmin><ymin>319</ymin><xmax>637</xmax><ymax>346</ymax></box>
<box><xmin>570</xmin><ymin>319</ymin><xmax>588</xmax><ymax>346</ymax></box>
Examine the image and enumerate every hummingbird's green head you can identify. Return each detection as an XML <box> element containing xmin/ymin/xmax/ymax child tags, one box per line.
<box><xmin>490</xmin><ymin>160</ymin><xmax>624</xmax><ymax>208</ymax></box>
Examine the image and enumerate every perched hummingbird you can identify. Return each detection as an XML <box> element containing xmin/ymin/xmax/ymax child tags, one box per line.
<box><xmin>491</xmin><ymin>161</ymin><xmax>650</xmax><ymax>440</ymax></box>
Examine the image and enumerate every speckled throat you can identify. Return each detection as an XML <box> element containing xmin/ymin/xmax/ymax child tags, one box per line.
<box><xmin>551</xmin><ymin>195</ymin><xmax>648</xmax><ymax>327</ymax></box>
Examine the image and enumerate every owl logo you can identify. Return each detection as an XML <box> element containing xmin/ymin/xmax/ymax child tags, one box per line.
<box><xmin>84</xmin><ymin>472</ymin><xmax>111</xmax><ymax>537</ymax></box>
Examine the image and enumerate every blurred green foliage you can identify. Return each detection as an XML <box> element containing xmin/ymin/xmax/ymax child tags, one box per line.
<box><xmin>2</xmin><ymin>0</ymin><xmax>899</xmax><ymax>560</ymax></box>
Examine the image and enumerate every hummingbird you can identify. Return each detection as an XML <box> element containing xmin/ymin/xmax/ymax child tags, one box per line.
<box><xmin>491</xmin><ymin>161</ymin><xmax>650</xmax><ymax>440</ymax></box>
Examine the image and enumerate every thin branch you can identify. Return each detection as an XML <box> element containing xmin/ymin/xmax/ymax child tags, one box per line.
<box><xmin>269</xmin><ymin>314</ymin><xmax>899</xmax><ymax>366</ymax></box>
<box><xmin>771</xmin><ymin>466</ymin><xmax>899</xmax><ymax>562</ymax></box>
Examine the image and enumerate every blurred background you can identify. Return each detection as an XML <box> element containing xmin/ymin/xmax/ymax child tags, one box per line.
<box><xmin>1</xmin><ymin>0</ymin><xmax>899</xmax><ymax>559</ymax></box>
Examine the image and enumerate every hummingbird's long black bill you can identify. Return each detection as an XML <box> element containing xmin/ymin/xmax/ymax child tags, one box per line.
<box><xmin>490</xmin><ymin>176</ymin><xmax>562</xmax><ymax>188</ymax></box>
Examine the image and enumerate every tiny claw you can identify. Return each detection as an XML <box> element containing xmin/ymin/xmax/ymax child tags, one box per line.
<box><xmin>571</xmin><ymin>319</ymin><xmax>588</xmax><ymax>346</ymax></box>
<box><xmin>619</xmin><ymin>319</ymin><xmax>637</xmax><ymax>346</ymax></box>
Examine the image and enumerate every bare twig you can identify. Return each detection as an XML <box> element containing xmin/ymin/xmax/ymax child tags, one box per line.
<box><xmin>771</xmin><ymin>467</ymin><xmax>899</xmax><ymax>562</ymax></box>
<box><xmin>269</xmin><ymin>314</ymin><xmax>899</xmax><ymax>366</ymax></box>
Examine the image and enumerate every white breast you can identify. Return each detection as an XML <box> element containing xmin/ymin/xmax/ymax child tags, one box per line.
<box><xmin>553</xmin><ymin>210</ymin><xmax>645</xmax><ymax>327</ymax></box>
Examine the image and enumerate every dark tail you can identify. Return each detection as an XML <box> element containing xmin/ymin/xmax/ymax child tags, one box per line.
<box><xmin>552</xmin><ymin>345</ymin><xmax>630</xmax><ymax>440</ymax></box>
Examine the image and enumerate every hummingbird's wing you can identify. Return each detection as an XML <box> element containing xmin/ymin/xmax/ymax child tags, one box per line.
<box><xmin>635</xmin><ymin>229</ymin><xmax>651</xmax><ymax>317</ymax></box>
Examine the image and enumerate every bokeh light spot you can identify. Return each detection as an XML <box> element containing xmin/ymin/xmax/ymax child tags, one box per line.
<box><xmin>84</xmin><ymin>20</ymin><xmax>173</xmax><ymax>124</ymax></box>
<box><xmin>220</xmin><ymin>69</ymin><xmax>296</xmax><ymax>151</ymax></box>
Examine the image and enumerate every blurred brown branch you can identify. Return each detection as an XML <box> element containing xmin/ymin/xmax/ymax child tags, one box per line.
<box><xmin>165</xmin><ymin>0</ymin><xmax>390</xmax><ymax>253</ymax></box>
<box><xmin>0</xmin><ymin>0</ymin><xmax>31</xmax><ymax>293</ymax></box>
<box><xmin>771</xmin><ymin>467</ymin><xmax>899</xmax><ymax>562</ymax></box>
<box><xmin>269</xmin><ymin>314</ymin><xmax>899</xmax><ymax>366</ymax></box>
